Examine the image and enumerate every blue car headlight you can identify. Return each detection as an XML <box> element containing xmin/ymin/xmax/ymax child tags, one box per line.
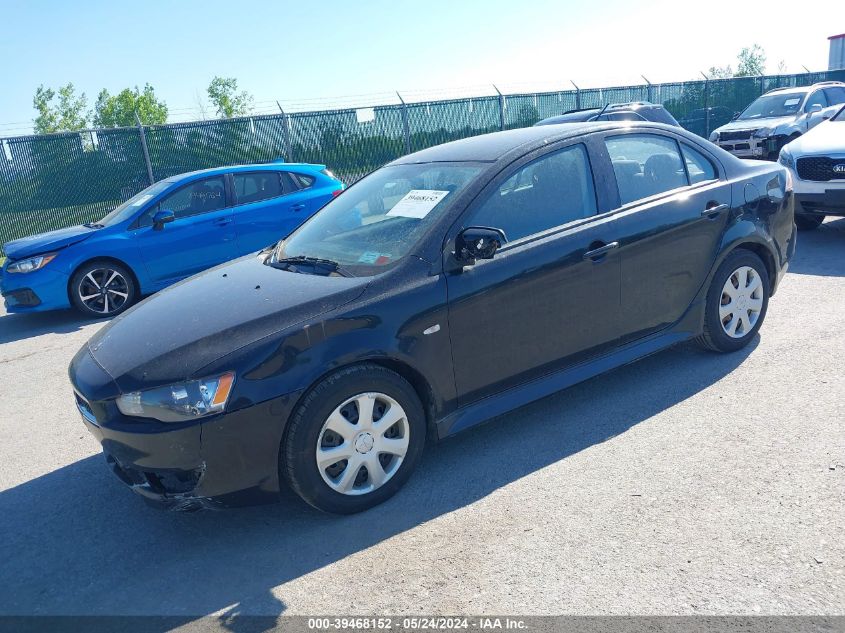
<box><xmin>116</xmin><ymin>372</ymin><xmax>235</xmax><ymax>422</ymax></box>
<box><xmin>6</xmin><ymin>252</ymin><xmax>57</xmax><ymax>274</ymax></box>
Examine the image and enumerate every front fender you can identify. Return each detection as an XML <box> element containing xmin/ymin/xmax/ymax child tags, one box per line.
<box><xmin>197</xmin><ymin>266</ymin><xmax>456</xmax><ymax>426</ymax></box>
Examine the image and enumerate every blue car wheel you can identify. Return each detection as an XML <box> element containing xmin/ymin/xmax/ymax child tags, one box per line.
<box><xmin>69</xmin><ymin>261</ymin><xmax>137</xmax><ymax>318</ymax></box>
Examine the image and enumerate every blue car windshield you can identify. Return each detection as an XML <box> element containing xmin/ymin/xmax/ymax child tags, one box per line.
<box><xmin>274</xmin><ymin>163</ymin><xmax>481</xmax><ymax>274</ymax></box>
<box><xmin>96</xmin><ymin>181</ymin><xmax>171</xmax><ymax>226</ymax></box>
<box><xmin>738</xmin><ymin>93</ymin><xmax>805</xmax><ymax>121</ymax></box>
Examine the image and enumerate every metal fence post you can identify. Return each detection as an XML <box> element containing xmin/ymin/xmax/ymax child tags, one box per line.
<box><xmin>700</xmin><ymin>72</ymin><xmax>711</xmax><ymax>138</ymax></box>
<box><xmin>571</xmin><ymin>80</ymin><xmax>581</xmax><ymax>110</ymax></box>
<box><xmin>134</xmin><ymin>112</ymin><xmax>154</xmax><ymax>186</ymax></box>
<box><xmin>493</xmin><ymin>85</ymin><xmax>506</xmax><ymax>130</ymax></box>
<box><xmin>276</xmin><ymin>102</ymin><xmax>294</xmax><ymax>162</ymax></box>
<box><xmin>642</xmin><ymin>75</ymin><xmax>653</xmax><ymax>103</ymax></box>
<box><xmin>397</xmin><ymin>92</ymin><xmax>411</xmax><ymax>155</ymax></box>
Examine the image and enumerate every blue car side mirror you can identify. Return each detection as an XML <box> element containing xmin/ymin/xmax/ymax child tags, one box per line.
<box><xmin>153</xmin><ymin>209</ymin><xmax>175</xmax><ymax>231</ymax></box>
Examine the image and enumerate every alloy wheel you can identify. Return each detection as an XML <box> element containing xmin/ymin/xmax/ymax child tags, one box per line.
<box><xmin>719</xmin><ymin>265</ymin><xmax>764</xmax><ymax>339</ymax></box>
<box><xmin>315</xmin><ymin>392</ymin><xmax>410</xmax><ymax>496</ymax></box>
<box><xmin>78</xmin><ymin>268</ymin><xmax>130</xmax><ymax>315</ymax></box>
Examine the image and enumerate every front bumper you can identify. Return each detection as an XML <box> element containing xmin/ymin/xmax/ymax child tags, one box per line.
<box><xmin>792</xmin><ymin>179</ymin><xmax>845</xmax><ymax>216</ymax></box>
<box><xmin>717</xmin><ymin>135</ymin><xmax>784</xmax><ymax>160</ymax></box>
<box><xmin>70</xmin><ymin>346</ymin><xmax>302</xmax><ymax>510</ymax></box>
<box><xmin>0</xmin><ymin>264</ymin><xmax>72</xmax><ymax>312</ymax></box>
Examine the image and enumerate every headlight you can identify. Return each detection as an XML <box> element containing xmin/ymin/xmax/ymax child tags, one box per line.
<box><xmin>116</xmin><ymin>372</ymin><xmax>235</xmax><ymax>422</ymax></box>
<box><xmin>778</xmin><ymin>149</ymin><xmax>795</xmax><ymax>170</ymax></box>
<box><xmin>709</xmin><ymin>131</ymin><xmax>720</xmax><ymax>142</ymax></box>
<box><xmin>752</xmin><ymin>127</ymin><xmax>773</xmax><ymax>139</ymax></box>
<box><xmin>6</xmin><ymin>253</ymin><xmax>57</xmax><ymax>274</ymax></box>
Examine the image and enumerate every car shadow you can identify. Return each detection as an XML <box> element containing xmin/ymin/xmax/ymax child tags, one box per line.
<box><xmin>0</xmin><ymin>308</ymin><xmax>109</xmax><ymax>346</ymax></box>
<box><xmin>788</xmin><ymin>217</ymin><xmax>845</xmax><ymax>277</ymax></box>
<box><xmin>0</xmin><ymin>338</ymin><xmax>757</xmax><ymax>629</ymax></box>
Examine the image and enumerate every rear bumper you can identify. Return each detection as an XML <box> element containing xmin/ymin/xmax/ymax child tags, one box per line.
<box><xmin>0</xmin><ymin>266</ymin><xmax>71</xmax><ymax>312</ymax></box>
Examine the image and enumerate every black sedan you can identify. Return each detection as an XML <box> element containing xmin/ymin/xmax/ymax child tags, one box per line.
<box><xmin>69</xmin><ymin>122</ymin><xmax>796</xmax><ymax>514</ymax></box>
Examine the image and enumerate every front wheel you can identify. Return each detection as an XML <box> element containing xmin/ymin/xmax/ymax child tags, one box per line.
<box><xmin>282</xmin><ymin>364</ymin><xmax>426</xmax><ymax>514</ymax></box>
<box><xmin>795</xmin><ymin>213</ymin><xmax>825</xmax><ymax>231</ymax></box>
<box><xmin>695</xmin><ymin>249</ymin><xmax>770</xmax><ymax>353</ymax></box>
<box><xmin>69</xmin><ymin>261</ymin><xmax>137</xmax><ymax>317</ymax></box>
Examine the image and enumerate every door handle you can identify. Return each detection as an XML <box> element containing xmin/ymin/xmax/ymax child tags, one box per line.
<box><xmin>702</xmin><ymin>203</ymin><xmax>729</xmax><ymax>218</ymax></box>
<box><xmin>583</xmin><ymin>241</ymin><xmax>619</xmax><ymax>261</ymax></box>
<box><xmin>213</xmin><ymin>217</ymin><xmax>233</xmax><ymax>226</ymax></box>
<box><xmin>291</xmin><ymin>204</ymin><xmax>307</xmax><ymax>211</ymax></box>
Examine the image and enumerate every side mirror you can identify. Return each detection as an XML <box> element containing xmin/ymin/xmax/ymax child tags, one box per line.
<box><xmin>456</xmin><ymin>226</ymin><xmax>507</xmax><ymax>263</ymax></box>
<box><xmin>153</xmin><ymin>209</ymin><xmax>175</xmax><ymax>231</ymax></box>
<box><xmin>807</xmin><ymin>104</ymin><xmax>823</xmax><ymax>115</ymax></box>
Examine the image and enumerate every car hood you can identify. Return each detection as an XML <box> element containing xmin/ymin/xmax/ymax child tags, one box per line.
<box><xmin>715</xmin><ymin>115</ymin><xmax>794</xmax><ymax>135</ymax></box>
<box><xmin>3</xmin><ymin>224</ymin><xmax>97</xmax><ymax>260</ymax></box>
<box><xmin>84</xmin><ymin>254</ymin><xmax>370</xmax><ymax>392</ymax></box>
<box><xmin>788</xmin><ymin>120</ymin><xmax>845</xmax><ymax>155</ymax></box>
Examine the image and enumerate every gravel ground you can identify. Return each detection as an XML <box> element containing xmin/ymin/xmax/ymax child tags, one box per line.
<box><xmin>0</xmin><ymin>220</ymin><xmax>843</xmax><ymax>617</ymax></box>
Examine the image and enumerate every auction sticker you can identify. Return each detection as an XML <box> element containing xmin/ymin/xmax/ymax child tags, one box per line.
<box><xmin>387</xmin><ymin>190</ymin><xmax>450</xmax><ymax>219</ymax></box>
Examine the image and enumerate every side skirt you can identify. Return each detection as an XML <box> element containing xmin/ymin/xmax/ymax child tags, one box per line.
<box><xmin>435</xmin><ymin>318</ymin><xmax>700</xmax><ymax>440</ymax></box>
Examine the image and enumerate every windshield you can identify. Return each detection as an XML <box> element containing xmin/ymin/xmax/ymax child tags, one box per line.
<box><xmin>96</xmin><ymin>181</ymin><xmax>171</xmax><ymax>226</ymax></box>
<box><xmin>738</xmin><ymin>93</ymin><xmax>805</xmax><ymax>121</ymax></box>
<box><xmin>274</xmin><ymin>162</ymin><xmax>482</xmax><ymax>274</ymax></box>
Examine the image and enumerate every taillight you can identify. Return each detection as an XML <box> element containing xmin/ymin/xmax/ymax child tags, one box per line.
<box><xmin>332</xmin><ymin>188</ymin><xmax>344</xmax><ymax>197</ymax></box>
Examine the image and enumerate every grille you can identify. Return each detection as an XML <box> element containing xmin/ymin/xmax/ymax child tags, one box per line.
<box><xmin>719</xmin><ymin>130</ymin><xmax>754</xmax><ymax>141</ymax></box>
<box><xmin>796</xmin><ymin>157</ymin><xmax>845</xmax><ymax>182</ymax></box>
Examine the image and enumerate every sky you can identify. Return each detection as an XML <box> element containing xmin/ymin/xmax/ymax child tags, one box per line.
<box><xmin>1</xmin><ymin>0</ymin><xmax>843</xmax><ymax>135</ymax></box>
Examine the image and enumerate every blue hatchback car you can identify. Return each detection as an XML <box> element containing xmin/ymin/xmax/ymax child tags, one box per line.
<box><xmin>1</xmin><ymin>163</ymin><xmax>343</xmax><ymax>316</ymax></box>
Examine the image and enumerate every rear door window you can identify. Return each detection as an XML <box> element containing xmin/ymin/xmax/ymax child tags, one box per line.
<box><xmin>233</xmin><ymin>172</ymin><xmax>296</xmax><ymax>205</ymax></box>
<box><xmin>605</xmin><ymin>134</ymin><xmax>688</xmax><ymax>205</ymax></box>
<box><xmin>681</xmin><ymin>144</ymin><xmax>717</xmax><ymax>184</ymax></box>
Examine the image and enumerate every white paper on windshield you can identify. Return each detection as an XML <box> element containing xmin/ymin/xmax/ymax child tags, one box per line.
<box><xmin>386</xmin><ymin>190</ymin><xmax>450</xmax><ymax>219</ymax></box>
<box><xmin>784</xmin><ymin>98</ymin><xmax>800</xmax><ymax>106</ymax></box>
<box><xmin>130</xmin><ymin>194</ymin><xmax>153</xmax><ymax>207</ymax></box>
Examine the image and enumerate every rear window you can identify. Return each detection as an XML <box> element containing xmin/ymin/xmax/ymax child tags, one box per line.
<box><xmin>292</xmin><ymin>173</ymin><xmax>316</xmax><ymax>189</ymax></box>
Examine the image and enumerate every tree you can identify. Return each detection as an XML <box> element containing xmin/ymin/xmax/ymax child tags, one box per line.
<box><xmin>32</xmin><ymin>83</ymin><xmax>88</xmax><ymax>134</ymax></box>
<box><xmin>707</xmin><ymin>65</ymin><xmax>734</xmax><ymax>80</ymax></box>
<box><xmin>93</xmin><ymin>84</ymin><xmax>168</xmax><ymax>128</ymax></box>
<box><xmin>735</xmin><ymin>44</ymin><xmax>767</xmax><ymax>77</ymax></box>
<box><xmin>207</xmin><ymin>76</ymin><xmax>254</xmax><ymax>118</ymax></box>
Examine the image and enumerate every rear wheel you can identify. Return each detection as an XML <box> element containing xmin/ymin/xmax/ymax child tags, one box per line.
<box><xmin>282</xmin><ymin>364</ymin><xmax>426</xmax><ymax>514</ymax></box>
<box><xmin>695</xmin><ymin>249</ymin><xmax>769</xmax><ymax>353</ymax></box>
<box><xmin>70</xmin><ymin>261</ymin><xmax>137</xmax><ymax>317</ymax></box>
<box><xmin>795</xmin><ymin>213</ymin><xmax>825</xmax><ymax>231</ymax></box>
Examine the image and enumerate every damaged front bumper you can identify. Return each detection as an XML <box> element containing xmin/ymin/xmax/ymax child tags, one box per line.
<box><xmin>717</xmin><ymin>135</ymin><xmax>787</xmax><ymax>161</ymax></box>
<box><xmin>70</xmin><ymin>346</ymin><xmax>302</xmax><ymax>511</ymax></box>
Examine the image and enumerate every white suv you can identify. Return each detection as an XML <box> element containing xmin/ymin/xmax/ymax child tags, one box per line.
<box><xmin>778</xmin><ymin>105</ymin><xmax>845</xmax><ymax>229</ymax></box>
<box><xmin>710</xmin><ymin>82</ymin><xmax>845</xmax><ymax>161</ymax></box>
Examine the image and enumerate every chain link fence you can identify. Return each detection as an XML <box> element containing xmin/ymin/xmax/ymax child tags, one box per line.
<box><xmin>2</xmin><ymin>70</ymin><xmax>844</xmax><ymax>254</ymax></box>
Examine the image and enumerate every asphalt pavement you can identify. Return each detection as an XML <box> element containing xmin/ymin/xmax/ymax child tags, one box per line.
<box><xmin>0</xmin><ymin>219</ymin><xmax>843</xmax><ymax>618</ymax></box>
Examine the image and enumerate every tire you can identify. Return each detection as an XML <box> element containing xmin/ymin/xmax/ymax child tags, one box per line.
<box><xmin>695</xmin><ymin>249</ymin><xmax>770</xmax><ymax>353</ymax></box>
<box><xmin>69</xmin><ymin>260</ymin><xmax>137</xmax><ymax>318</ymax></box>
<box><xmin>282</xmin><ymin>364</ymin><xmax>426</xmax><ymax>514</ymax></box>
<box><xmin>795</xmin><ymin>213</ymin><xmax>825</xmax><ymax>231</ymax></box>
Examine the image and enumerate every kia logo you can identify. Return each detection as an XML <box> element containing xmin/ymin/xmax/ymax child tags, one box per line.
<box><xmin>834</xmin><ymin>164</ymin><xmax>845</xmax><ymax>173</ymax></box>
